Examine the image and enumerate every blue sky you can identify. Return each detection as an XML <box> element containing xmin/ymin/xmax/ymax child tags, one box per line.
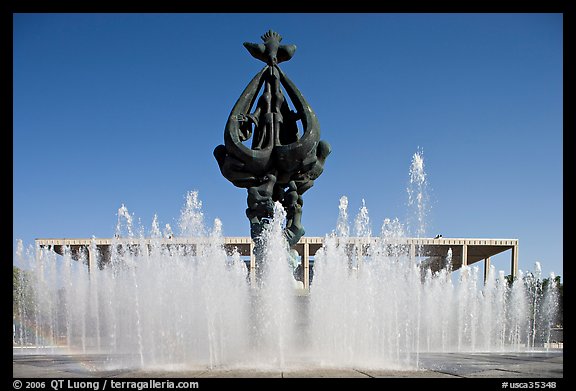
<box><xmin>13</xmin><ymin>13</ymin><xmax>563</xmax><ymax>279</ymax></box>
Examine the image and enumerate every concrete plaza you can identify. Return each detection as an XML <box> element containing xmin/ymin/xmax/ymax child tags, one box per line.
<box><xmin>13</xmin><ymin>350</ymin><xmax>562</xmax><ymax>378</ymax></box>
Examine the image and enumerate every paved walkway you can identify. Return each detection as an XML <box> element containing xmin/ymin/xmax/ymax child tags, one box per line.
<box><xmin>13</xmin><ymin>350</ymin><xmax>563</xmax><ymax>378</ymax></box>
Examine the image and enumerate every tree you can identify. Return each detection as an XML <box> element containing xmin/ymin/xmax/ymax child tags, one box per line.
<box><xmin>13</xmin><ymin>266</ymin><xmax>35</xmax><ymax>345</ymax></box>
<box><xmin>542</xmin><ymin>275</ymin><xmax>563</xmax><ymax>328</ymax></box>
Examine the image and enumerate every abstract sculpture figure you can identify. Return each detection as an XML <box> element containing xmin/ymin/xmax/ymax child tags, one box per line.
<box><xmin>214</xmin><ymin>30</ymin><xmax>330</xmax><ymax>276</ymax></box>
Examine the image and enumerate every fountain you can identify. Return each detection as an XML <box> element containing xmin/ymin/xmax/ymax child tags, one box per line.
<box><xmin>13</xmin><ymin>31</ymin><xmax>561</xmax><ymax>375</ymax></box>
<box><xmin>12</xmin><ymin>158</ymin><xmax>562</xmax><ymax>371</ymax></box>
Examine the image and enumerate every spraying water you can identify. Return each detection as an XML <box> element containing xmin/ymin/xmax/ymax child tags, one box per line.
<box><xmin>407</xmin><ymin>148</ymin><xmax>429</xmax><ymax>240</ymax></box>
<box><xmin>13</xmin><ymin>151</ymin><xmax>561</xmax><ymax>370</ymax></box>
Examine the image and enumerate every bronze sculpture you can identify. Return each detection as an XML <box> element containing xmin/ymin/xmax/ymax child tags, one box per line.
<box><xmin>214</xmin><ymin>30</ymin><xmax>330</xmax><ymax>275</ymax></box>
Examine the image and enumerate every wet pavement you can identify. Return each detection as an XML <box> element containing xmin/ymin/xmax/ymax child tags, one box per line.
<box><xmin>13</xmin><ymin>350</ymin><xmax>563</xmax><ymax>378</ymax></box>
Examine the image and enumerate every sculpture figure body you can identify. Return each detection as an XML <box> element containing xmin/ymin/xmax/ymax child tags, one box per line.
<box><xmin>214</xmin><ymin>30</ymin><xmax>331</xmax><ymax>269</ymax></box>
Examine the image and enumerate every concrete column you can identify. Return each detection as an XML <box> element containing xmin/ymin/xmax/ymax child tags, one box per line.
<box><xmin>511</xmin><ymin>244</ymin><xmax>518</xmax><ymax>281</ymax></box>
<box><xmin>484</xmin><ymin>257</ymin><xmax>491</xmax><ymax>283</ymax></box>
<box><xmin>35</xmin><ymin>243</ymin><xmax>41</xmax><ymax>265</ymax></box>
<box><xmin>88</xmin><ymin>245</ymin><xmax>96</xmax><ymax>274</ymax></box>
<box><xmin>462</xmin><ymin>244</ymin><xmax>468</xmax><ymax>268</ymax></box>
<box><xmin>356</xmin><ymin>241</ymin><xmax>363</xmax><ymax>270</ymax></box>
<box><xmin>409</xmin><ymin>243</ymin><xmax>416</xmax><ymax>262</ymax></box>
<box><xmin>303</xmin><ymin>241</ymin><xmax>310</xmax><ymax>290</ymax></box>
<box><xmin>249</xmin><ymin>241</ymin><xmax>256</xmax><ymax>287</ymax></box>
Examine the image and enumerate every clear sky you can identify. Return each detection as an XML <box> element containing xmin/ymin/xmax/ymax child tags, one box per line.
<box><xmin>13</xmin><ymin>13</ymin><xmax>563</xmax><ymax>280</ymax></box>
